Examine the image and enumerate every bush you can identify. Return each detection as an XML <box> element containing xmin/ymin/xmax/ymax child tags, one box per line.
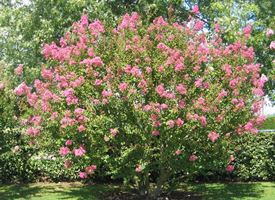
<box><xmin>0</xmin><ymin>133</ymin><xmax>37</xmax><ymax>183</ymax></box>
<box><xmin>234</xmin><ymin>132</ymin><xmax>275</xmax><ymax>181</ymax></box>
<box><xmin>15</xmin><ymin>10</ymin><xmax>267</xmax><ymax>198</ymax></box>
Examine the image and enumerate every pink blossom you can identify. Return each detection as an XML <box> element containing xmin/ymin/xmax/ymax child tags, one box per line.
<box><xmin>166</xmin><ymin>120</ymin><xmax>175</xmax><ymax>128</ymax></box>
<box><xmin>31</xmin><ymin>116</ymin><xmax>42</xmax><ymax>126</ymax></box>
<box><xmin>102</xmin><ymin>90</ymin><xmax>113</xmax><ymax>98</ymax></box>
<box><xmin>62</xmin><ymin>89</ymin><xmax>78</xmax><ymax>105</ymax></box>
<box><xmin>86</xmin><ymin>48</ymin><xmax>94</xmax><ymax>58</ymax></box>
<box><xmin>176</xmin><ymin>118</ymin><xmax>184</xmax><ymax>127</ymax></box>
<box><xmin>85</xmin><ymin>165</ymin><xmax>97</xmax><ymax>174</ymax></box>
<box><xmin>223</xmin><ymin>64</ymin><xmax>232</xmax><ymax>76</ymax></box>
<box><xmin>229</xmin><ymin>79</ymin><xmax>238</xmax><ymax>89</ymax></box>
<box><xmin>14</xmin><ymin>82</ymin><xmax>30</xmax><ymax>96</ymax></box>
<box><xmin>194</xmin><ymin>20</ymin><xmax>204</xmax><ymax>31</ymax></box>
<box><xmin>74</xmin><ymin>108</ymin><xmax>85</xmax><ymax>116</ymax></box>
<box><xmin>79</xmin><ymin>172</ymin><xmax>88</xmax><ymax>179</ymax></box>
<box><xmin>252</xmin><ymin>88</ymin><xmax>264</xmax><ymax>96</ymax></box>
<box><xmin>269</xmin><ymin>41</ymin><xmax>275</xmax><ymax>49</ymax></box>
<box><xmin>50</xmin><ymin>112</ymin><xmax>58</xmax><ymax>120</ymax></box>
<box><xmin>231</xmin><ymin>98</ymin><xmax>238</xmax><ymax>104</ymax></box>
<box><xmin>135</xmin><ymin>164</ymin><xmax>142</xmax><ymax>172</ymax></box>
<box><xmin>151</xmin><ymin>114</ymin><xmax>158</xmax><ymax>121</ymax></box>
<box><xmin>218</xmin><ymin>90</ymin><xmax>227</xmax><ymax>100</ymax></box>
<box><xmin>203</xmin><ymin>82</ymin><xmax>209</xmax><ymax>89</ymax></box>
<box><xmin>94</xmin><ymin>79</ymin><xmax>103</xmax><ymax>86</ymax></box>
<box><xmin>160</xmin><ymin>103</ymin><xmax>168</xmax><ymax>110</ymax></box>
<box><xmin>0</xmin><ymin>82</ymin><xmax>5</xmax><ymax>90</ymax></box>
<box><xmin>119</xmin><ymin>83</ymin><xmax>128</xmax><ymax>92</ymax></box>
<box><xmin>59</xmin><ymin>146</ymin><xmax>70</xmax><ymax>156</ymax></box>
<box><xmin>15</xmin><ymin>64</ymin><xmax>23</xmax><ymax>75</ymax></box>
<box><xmin>243</xmin><ymin>25</ymin><xmax>252</xmax><ymax>36</ymax></box>
<box><xmin>117</xmin><ymin>12</ymin><xmax>139</xmax><ymax>31</ymax></box>
<box><xmin>189</xmin><ymin>154</ymin><xmax>198</xmax><ymax>162</ymax></box>
<box><xmin>153</xmin><ymin>121</ymin><xmax>161</xmax><ymax>127</ymax></box>
<box><xmin>174</xmin><ymin>63</ymin><xmax>184</xmax><ymax>71</ymax></box>
<box><xmin>194</xmin><ymin>78</ymin><xmax>203</xmax><ymax>88</ymax></box>
<box><xmin>244</xmin><ymin>121</ymin><xmax>254</xmax><ymax>131</ymax></box>
<box><xmin>175</xmin><ymin>150</ymin><xmax>182</xmax><ymax>155</ymax></box>
<box><xmin>199</xmin><ymin>116</ymin><xmax>207</xmax><ymax>127</ymax></box>
<box><xmin>89</xmin><ymin>19</ymin><xmax>105</xmax><ymax>36</ymax></box>
<box><xmin>158</xmin><ymin>65</ymin><xmax>164</xmax><ymax>72</ymax></box>
<box><xmin>71</xmin><ymin>76</ymin><xmax>84</xmax><ymax>88</ymax></box>
<box><xmin>26</xmin><ymin>127</ymin><xmax>40</xmax><ymax>137</ymax></box>
<box><xmin>157</xmin><ymin>43</ymin><xmax>169</xmax><ymax>51</ymax></box>
<box><xmin>65</xmin><ymin>140</ymin><xmax>73</xmax><ymax>146</ymax></box>
<box><xmin>258</xmin><ymin>74</ymin><xmax>268</xmax><ymax>88</ymax></box>
<box><xmin>78</xmin><ymin>125</ymin><xmax>86</xmax><ymax>132</ymax></box>
<box><xmin>155</xmin><ymin>84</ymin><xmax>165</xmax><ymax>96</ymax></box>
<box><xmin>130</xmin><ymin>66</ymin><xmax>142</xmax><ymax>77</ymax></box>
<box><xmin>153</xmin><ymin>16</ymin><xmax>168</xmax><ymax>26</ymax></box>
<box><xmin>152</xmin><ymin>130</ymin><xmax>160</xmax><ymax>136</ymax></box>
<box><xmin>208</xmin><ymin>131</ymin><xmax>220</xmax><ymax>142</ymax></box>
<box><xmin>197</xmin><ymin>97</ymin><xmax>205</xmax><ymax>105</ymax></box>
<box><xmin>74</xmin><ymin>145</ymin><xmax>86</xmax><ymax>157</ymax></box>
<box><xmin>41</xmin><ymin>68</ymin><xmax>53</xmax><ymax>80</ymax></box>
<box><xmin>143</xmin><ymin>105</ymin><xmax>152</xmax><ymax>111</ymax></box>
<box><xmin>226</xmin><ymin>165</ymin><xmax>234</xmax><ymax>172</ymax></box>
<box><xmin>192</xmin><ymin>5</ymin><xmax>199</xmax><ymax>14</ymax></box>
<box><xmin>178</xmin><ymin>100</ymin><xmax>185</xmax><ymax>109</ymax></box>
<box><xmin>176</xmin><ymin>84</ymin><xmax>187</xmax><ymax>95</ymax></box>
<box><xmin>80</xmin><ymin>15</ymin><xmax>89</xmax><ymax>26</ymax></box>
<box><xmin>266</xmin><ymin>28</ymin><xmax>274</xmax><ymax>37</ymax></box>
<box><xmin>60</xmin><ymin>37</ymin><xmax>67</xmax><ymax>47</ymax></box>
<box><xmin>80</xmin><ymin>57</ymin><xmax>103</xmax><ymax>67</ymax></box>
<box><xmin>110</xmin><ymin>128</ymin><xmax>119</xmax><ymax>136</ymax></box>
<box><xmin>146</xmin><ymin>67</ymin><xmax>152</xmax><ymax>73</ymax></box>
<box><xmin>255</xmin><ymin>115</ymin><xmax>266</xmax><ymax>125</ymax></box>
<box><xmin>215</xmin><ymin>22</ymin><xmax>220</xmax><ymax>32</ymax></box>
<box><xmin>91</xmin><ymin>56</ymin><xmax>103</xmax><ymax>67</ymax></box>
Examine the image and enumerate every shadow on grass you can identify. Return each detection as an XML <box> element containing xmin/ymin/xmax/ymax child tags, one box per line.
<box><xmin>189</xmin><ymin>182</ymin><xmax>265</xmax><ymax>200</ymax></box>
<box><xmin>0</xmin><ymin>182</ymin><xmax>272</xmax><ymax>200</ymax></box>
<box><xmin>0</xmin><ymin>184</ymin><xmax>42</xmax><ymax>200</ymax></box>
<box><xmin>55</xmin><ymin>183</ymin><xmax>118</xmax><ymax>200</ymax></box>
<box><xmin>0</xmin><ymin>182</ymin><xmax>116</xmax><ymax>200</ymax></box>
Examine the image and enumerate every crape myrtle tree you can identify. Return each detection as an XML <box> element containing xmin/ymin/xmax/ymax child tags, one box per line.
<box><xmin>15</xmin><ymin>7</ymin><xmax>267</xmax><ymax>198</ymax></box>
<box><xmin>1</xmin><ymin>0</ymin><xmax>274</xmax><ymax>101</ymax></box>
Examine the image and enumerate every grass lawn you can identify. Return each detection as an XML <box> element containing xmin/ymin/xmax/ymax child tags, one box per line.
<box><xmin>0</xmin><ymin>182</ymin><xmax>274</xmax><ymax>200</ymax></box>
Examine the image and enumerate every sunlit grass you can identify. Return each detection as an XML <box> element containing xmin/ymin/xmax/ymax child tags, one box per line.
<box><xmin>0</xmin><ymin>182</ymin><xmax>274</xmax><ymax>200</ymax></box>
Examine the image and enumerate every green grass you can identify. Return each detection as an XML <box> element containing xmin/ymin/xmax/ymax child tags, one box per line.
<box><xmin>0</xmin><ymin>182</ymin><xmax>274</xmax><ymax>200</ymax></box>
<box><xmin>186</xmin><ymin>182</ymin><xmax>275</xmax><ymax>200</ymax></box>
<box><xmin>0</xmin><ymin>182</ymin><xmax>118</xmax><ymax>200</ymax></box>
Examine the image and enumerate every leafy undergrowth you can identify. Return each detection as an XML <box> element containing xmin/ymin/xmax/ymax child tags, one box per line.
<box><xmin>0</xmin><ymin>182</ymin><xmax>274</xmax><ymax>200</ymax></box>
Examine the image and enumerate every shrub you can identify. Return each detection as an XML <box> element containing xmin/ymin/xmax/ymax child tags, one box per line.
<box><xmin>16</xmin><ymin>9</ymin><xmax>267</xmax><ymax>198</ymax></box>
<box><xmin>234</xmin><ymin>132</ymin><xmax>275</xmax><ymax>181</ymax></box>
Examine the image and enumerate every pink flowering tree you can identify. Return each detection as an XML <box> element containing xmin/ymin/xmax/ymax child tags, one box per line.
<box><xmin>15</xmin><ymin>10</ymin><xmax>267</xmax><ymax>198</ymax></box>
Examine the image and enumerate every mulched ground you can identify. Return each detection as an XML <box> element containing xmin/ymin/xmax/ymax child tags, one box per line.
<box><xmin>104</xmin><ymin>191</ymin><xmax>202</xmax><ymax>200</ymax></box>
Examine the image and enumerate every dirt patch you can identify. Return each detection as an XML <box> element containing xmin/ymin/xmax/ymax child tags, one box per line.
<box><xmin>104</xmin><ymin>191</ymin><xmax>202</xmax><ymax>200</ymax></box>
